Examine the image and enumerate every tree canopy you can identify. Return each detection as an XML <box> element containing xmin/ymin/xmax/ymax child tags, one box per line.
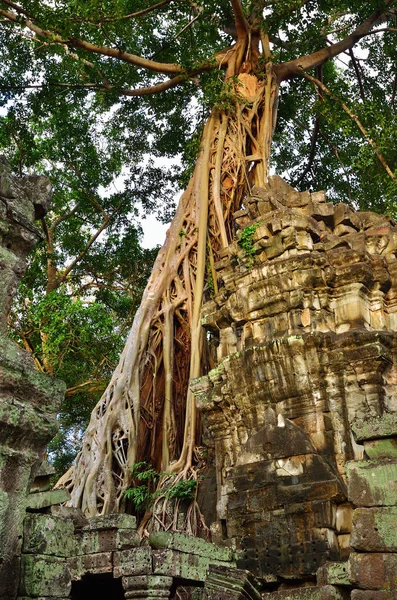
<box><xmin>0</xmin><ymin>0</ymin><xmax>396</xmax><ymax>522</ymax></box>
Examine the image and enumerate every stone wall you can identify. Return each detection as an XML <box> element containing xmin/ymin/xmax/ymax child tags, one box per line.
<box><xmin>3</xmin><ymin>167</ymin><xmax>397</xmax><ymax>599</ymax></box>
<box><xmin>0</xmin><ymin>159</ymin><xmax>65</xmax><ymax>600</ymax></box>
<box><xmin>193</xmin><ymin>177</ymin><xmax>397</xmax><ymax>596</ymax></box>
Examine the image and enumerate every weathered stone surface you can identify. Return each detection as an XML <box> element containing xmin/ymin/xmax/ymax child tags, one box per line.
<box><xmin>75</xmin><ymin>527</ymin><xmax>140</xmax><ymax>555</ymax></box>
<box><xmin>152</xmin><ymin>547</ymin><xmax>235</xmax><ymax>581</ymax></box>
<box><xmin>351</xmin><ymin>507</ymin><xmax>397</xmax><ymax>552</ymax></box>
<box><xmin>203</xmin><ymin>565</ymin><xmax>262</xmax><ymax>599</ymax></box>
<box><xmin>262</xmin><ymin>586</ymin><xmax>349</xmax><ymax>599</ymax></box>
<box><xmin>349</xmin><ymin>552</ymin><xmax>397</xmax><ymax>591</ymax></box>
<box><xmin>316</xmin><ymin>561</ymin><xmax>351</xmax><ymax>586</ymax></box>
<box><xmin>122</xmin><ymin>575</ymin><xmax>173</xmax><ymax>599</ymax></box>
<box><xmin>83</xmin><ymin>513</ymin><xmax>136</xmax><ymax>531</ymax></box>
<box><xmin>68</xmin><ymin>551</ymin><xmax>113</xmax><ymax>580</ymax></box>
<box><xmin>19</xmin><ymin>554</ymin><xmax>71</xmax><ymax>597</ymax></box>
<box><xmin>195</xmin><ymin>181</ymin><xmax>397</xmax><ymax>584</ymax></box>
<box><xmin>352</xmin><ymin>413</ymin><xmax>397</xmax><ymax>441</ymax></box>
<box><xmin>346</xmin><ymin>460</ymin><xmax>397</xmax><ymax>506</ymax></box>
<box><xmin>149</xmin><ymin>531</ymin><xmax>233</xmax><ymax>561</ymax></box>
<box><xmin>26</xmin><ymin>488</ymin><xmax>71</xmax><ymax>510</ymax></box>
<box><xmin>364</xmin><ymin>438</ymin><xmax>397</xmax><ymax>460</ymax></box>
<box><xmin>350</xmin><ymin>591</ymin><xmax>394</xmax><ymax>599</ymax></box>
<box><xmin>0</xmin><ymin>159</ymin><xmax>65</xmax><ymax>600</ymax></box>
<box><xmin>23</xmin><ymin>514</ymin><xmax>76</xmax><ymax>556</ymax></box>
<box><xmin>113</xmin><ymin>547</ymin><xmax>153</xmax><ymax>577</ymax></box>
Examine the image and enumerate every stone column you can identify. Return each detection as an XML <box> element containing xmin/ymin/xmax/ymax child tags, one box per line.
<box><xmin>122</xmin><ymin>575</ymin><xmax>173</xmax><ymax>599</ymax></box>
<box><xmin>0</xmin><ymin>158</ymin><xmax>65</xmax><ymax>600</ymax></box>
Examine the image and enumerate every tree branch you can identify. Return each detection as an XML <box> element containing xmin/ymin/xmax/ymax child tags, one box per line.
<box><xmin>349</xmin><ymin>48</ymin><xmax>365</xmax><ymax>102</ymax></box>
<box><xmin>230</xmin><ymin>0</ymin><xmax>249</xmax><ymax>39</ymax></box>
<box><xmin>303</xmin><ymin>72</ymin><xmax>396</xmax><ymax>182</ymax></box>
<box><xmin>0</xmin><ymin>5</ymin><xmax>185</xmax><ymax>75</ymax></box>
<box><xmin>76</xmin><ymin>0</ymin><xmax>173</xmax><ymax>23</ymax></box>
<box><xmin>58</xmin><ymin>203</ymin><xmax>123</xmax><ymax>285</ymax></box>
<box><xmin>275</xmin><ymin>0</ymin><xmax>396</xmax><ymax>81</ymax></box>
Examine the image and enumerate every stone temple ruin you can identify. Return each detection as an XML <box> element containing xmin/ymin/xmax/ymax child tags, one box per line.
<box><xmin>1</xmin><ymin>159</ymin><xmax>397</xmax><ymax>599</ymax></box>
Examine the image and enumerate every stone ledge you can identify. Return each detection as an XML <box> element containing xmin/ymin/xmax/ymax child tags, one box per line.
<box><xmin>26</xmin><ymin>488</ymin><xmax>70</xmax><ymax>510</ymax></box>
<box><xmin>149</xmin><ymin>531</ymin><xmax>234</xmax><ymax>561</ymax></box>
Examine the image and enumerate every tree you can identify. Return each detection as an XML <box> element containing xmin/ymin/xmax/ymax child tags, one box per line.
<box><xmin>1</xmin><ymin>0</ymin><xmax>396</xmax><ymax>523</ymax></box>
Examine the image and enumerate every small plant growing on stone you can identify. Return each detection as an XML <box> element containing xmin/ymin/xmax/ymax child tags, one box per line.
<box><xmin>165</xmin><ymin>478</ymin><xmax>198</xmax><ymax>501</ymax></box>
<box><xmin>238</xmin><ymin>222</ymin><xmax>261</xmax><ymax>266</ymax></box>
<box><xmin>124</xmin><ymin>461</ymin><xmax>159</xmax><ymax>512</ymax></box>
<box><xmin>124</xmin><ymin>462</ymin><xmax>199</xmax><ymax>512</ymax></box>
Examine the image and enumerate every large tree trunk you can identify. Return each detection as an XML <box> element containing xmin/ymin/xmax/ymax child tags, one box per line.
<box><xmin>57</xmin><ymin>40</ymin><xmax>279</xmax><ymax>520</ymax></box>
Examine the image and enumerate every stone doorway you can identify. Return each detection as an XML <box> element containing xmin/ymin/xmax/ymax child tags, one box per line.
<box><xmin>71</xmin><ymin>573</ymin><xmax>125</xmax><ymax>600</ymax></box>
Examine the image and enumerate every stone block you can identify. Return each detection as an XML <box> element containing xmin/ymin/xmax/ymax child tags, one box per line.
<box><xmin>149</xmin><ymin>531</ymin><xmax>233</xmax><ymax>561</ymax></box>
<box><xmin>351</xmin><ymin>507</ymin><xmax>397</xmax><ymax>552</ymax></box>
<box><xmin>152</xmin><ymin>548</ymin><xmax>235</xmax><ymax>582</ymax></box>
<box><xmin>68</xmin><ymin>551</ymin><xmax>113</xmax><ymax>580</ymax></box>
<box><xmin>317</xmin><ymin>561</ymin><xmax>351</xmax><ymax>586</ymax></box>
<box><xmin>83</xmin><ymin>513</ymin><xmax>136</xmax><ymax>531</ymax></box>
<box><xmin>23</xmin><ymin>514</ymin><xmax>76</xmax><ymax>557</ymax></box>
<box><xmin>350</xmin><ymin>591</ymin><xmax>393</xmax><ymax>599</ymax></box>
<box><xmin>19</xmin><ymin>554</ymin><xmax>71</xmax><ymax>597</ymax></box>
<box><xmin>26</xmin><ymin>488</ymin><xmax>70</xmax><ymax>510</ymax></box>
<box><xmin>264</xmin><ymin>586</ymin><xmax>348</xmax><ymax>599</ymax></box>
<box><xmin>349</xmin><ymin>552</ymin><xmax>397</xmax><ymax>591</ymax></box>
<box><xmin>113</xmin><ymin>547</ymin><xmax>153</xmax><ymax>578</ymax></box>
<box><xmin>346</xmin><ymin>460</ymin><xmax>397</xmax><ymax>506</ymax></box>
<box><xmin>351</xmin><ymin>413</ymin><xmax>397</xmax><ymax>442</ymax></box>
<box><xmin>364</xmin><ymin>439</ymin><xmax>397</xmax><ymax>460</ymax></box>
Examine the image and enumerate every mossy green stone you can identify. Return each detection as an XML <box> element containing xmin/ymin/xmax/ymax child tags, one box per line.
<box><xmin>149</xmin><ymin>531</ymin><xmax>234</xmax><ymax>561</ymax></box>
<box><xmin>23</xmin><ymin>514</ymin><xmax>76</xmax><ymax>557</ymax></box>
<box><xmin>20</xmin><ymin>554</ymin><xmax>71</xmax><ymax>597</ymax></box>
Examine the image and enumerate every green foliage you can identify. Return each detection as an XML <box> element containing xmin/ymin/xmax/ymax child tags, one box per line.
<box><xmin>165</xmin><ymin>479</ymin><xmax>198</xmax><ymax>501</ymax></box>
<box><xmin>125</xmin><ymin>462</ymin><xmax>198</xmax><ymax>513</ymax></box>
<box><xmin>238</xmin><ymin>222</ymin><xmax>262</xmax><ymax>267</ymax></box>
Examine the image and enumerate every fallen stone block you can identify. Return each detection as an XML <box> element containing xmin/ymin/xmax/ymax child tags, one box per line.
<box><xmin>351</xmin><ymin>508</ymin><xmax>397</xmax><ymax>552</ymax></box>
<box><xmin>203</xmin><ymin>564</ymin><xmax>262</xmax><ymax>599</ymax></box>
<box><xmin>346</xmin><ymin>460</ymin><xmax>397</xmax><ymax>506</ymax></box>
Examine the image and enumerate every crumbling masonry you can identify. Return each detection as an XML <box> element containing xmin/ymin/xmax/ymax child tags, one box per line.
<box><xmin>2</xmin><ymin>163</ymin><xmax>397</xmax><ymax>599</ymax></box>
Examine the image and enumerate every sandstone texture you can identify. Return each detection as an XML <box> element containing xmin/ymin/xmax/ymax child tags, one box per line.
<box><xmin>0</xmin><ymin>158</ymin><xmax>65</xmax><ymax>600</ymax></box>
